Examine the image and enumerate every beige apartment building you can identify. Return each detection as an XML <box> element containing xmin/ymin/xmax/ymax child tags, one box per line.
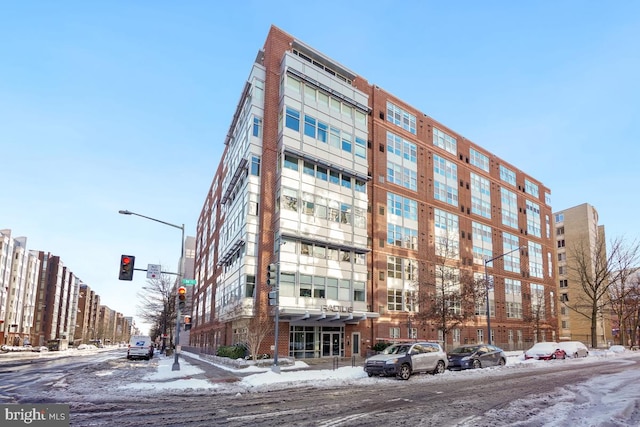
<box><xmin>555</xmin><ymin>203</ymin><xmax>612</xmax><ymax>347</ymax></box>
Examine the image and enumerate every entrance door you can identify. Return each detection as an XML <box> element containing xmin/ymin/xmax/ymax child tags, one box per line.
<box><xmin>352</xmin><ymin>332</ymin><xmax>360</xmax><ymax>356</ymax></box>
<box><xmin>322</xmin><ymin>332</ymin><xmax>341</xmax><ymax>357</ymax></box>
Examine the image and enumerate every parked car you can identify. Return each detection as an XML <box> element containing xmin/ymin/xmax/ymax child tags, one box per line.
<box><xmin>364</xmin><ymin>341</ymin><xmax>448</xmax><ymax>380</ymax></box>
<box><xmin>447</xmin><ymin>344</ymin><xmax>507</xmax><ymax>370</ymax></box>
<box><xmin>524</xmin><ymin>342</ymin><xmax>566</xmax><ymax>360</ymax></box>
<box><xmin>557</xmin><ymin>341</ymin><xmax>589</xmax><ymax>358</ymax></box>
<box><xmin>32</xmin><ymin>346</ymin><xmax>49</xmax><ymax>352</ymax></box>
<box><xmin>609</xmin><ymin>345</ymin><xmax>626</xmax><ymax>353</ymax></box>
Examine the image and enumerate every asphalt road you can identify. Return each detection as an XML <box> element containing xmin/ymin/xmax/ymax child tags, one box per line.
<box><xmin>2</xmin><ymin>348</ymin><xmax>639</xmax><ymax>427</ymax></box>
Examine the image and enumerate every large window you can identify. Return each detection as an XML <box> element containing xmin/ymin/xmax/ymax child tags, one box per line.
<box><xmin>433</xmin><ymin>154</ymin><xmax>458</xmax><ymax>206</ymax></box>
<box><xmin>387</xmin><ymin>101</ymin><xmax>416</xmax><ymax>134</ymax></box>
<box><xmin>526</xmin><ymin>200</ymin><xmax>541</xmax><ymax>238</ymax></box>
<box><xmin>502</xmin><ymin>233</ymin><xmax>521</xmax><ymax>272</ymax></box>
<box><xmin>387</xmin><ymin>224</ymin><xmax>418</xmax><ymax>250</ymax></box>
<box><xmin>472</xmin><ymin>222</ymin><xmax>492</xmax><ymax>265</ymax></box>
<box><xmin>387</xmin><ymin>131</ymin><xmax>417</xmax><ymax>191</ymax></box>
<box><xmin>470</xmin><ymin>173</ymin><xmax>491</xmax><ymax>219</ymax></box>
<box><xmin>470</xmin><ymin>148</ymin><xmax>489</xmax><ymax>172</ymax></box>
<box><xmin>500</xmin><ymin>165</ymin><xmax>516</xmax><ymax>186</ymax></box>
<box><xmin>433</xmin><ymin>127</ymin><xmax>457</xmax><ymax>155</ymax></box>
<box><xmin>434</xmin><ymin>209</ymin><xmax>459</xmax><ymax>258</ymax></box>
<box><xmin>501</xmin><ymin>187</ymin><xmax>518</xmax><ymax>229</ymax></box>
<box><xmin>528</xmin><ymin>242</ymin><xmax>544</xmax><ymax>279</ymax></box>
<box><xmin>525</xmin><ymin>179</ymin><xmax>539</xmax><ymax>198</ymax></box>
<box><xmin>388</xmin><ymin>192</ymin><xmax>417</xmax><ymax>220</ymax></box>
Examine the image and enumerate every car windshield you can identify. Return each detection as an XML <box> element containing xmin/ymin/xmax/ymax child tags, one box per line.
<box><xmin>450</xmin><ymin>346</ymin><xmax>477</xmax><ymax>354</ymax></box>
<box><xmin>383</xmin><ymin>345</ymin><xmax>410</xmax><ymax>355</ymax></box>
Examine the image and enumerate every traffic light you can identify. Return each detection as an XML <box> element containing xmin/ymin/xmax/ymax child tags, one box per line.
<box><xmin>178</xmin><ymin>286</ymin><xmax>187</xmax><ymax>309</ymax></box>
<box><xmin>118</xmin><ymin>255</ymin><xmax>135</xmax><ymax>281</ymax></box>
<box><xmin>268</xmin><ymin>290</ymin><xmax>278</xmax><ymax>306</ymax></box>
<box><xmin>184</xmin><ymin>315</ymin><xmax>192</xmax><ymax>331</ymax></box>
<box><xmin>266</xmin><ymin>263</ymin><xmax>278</xmax><ymax>287</ymax></box>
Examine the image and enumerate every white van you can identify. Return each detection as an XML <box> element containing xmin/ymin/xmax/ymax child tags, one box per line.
<box><xmin>127</xmin><ymin>335</ymin><xmax>154</xmax><ymax>360</ymax></box>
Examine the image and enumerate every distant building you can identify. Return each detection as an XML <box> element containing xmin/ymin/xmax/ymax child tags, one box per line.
<box><xmin>191</xmin><ymin>25</ymin><xmax>558</xmax><ymax>358</ymax></box>
<box><xmin>554</xmin><ymin>203</ymin><xmax>612</xmax><ymax>347</ymax></box>
<box><xmin>1</xmin><ymin>229</ymin><xmax>131</xmax><ymax>347</ymax></box>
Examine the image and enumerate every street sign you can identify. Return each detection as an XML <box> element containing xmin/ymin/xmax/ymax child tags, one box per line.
<box><xmin>147</xmin><ymin>264</ymin><xmax>162</xmax><ymax>279</ymax></box>
<box><xmin>182</xmin><ymin>279</ymin><xmax>197</xmax><ymax>285</ymax></box>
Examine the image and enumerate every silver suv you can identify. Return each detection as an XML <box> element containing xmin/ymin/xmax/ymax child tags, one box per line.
<box><xmin>364</xmin><ymin>342</ymin><xmax>448</xmax><ymax>380</ymax></box>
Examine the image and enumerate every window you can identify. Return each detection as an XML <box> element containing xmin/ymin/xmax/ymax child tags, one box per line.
<box><xmin>561</xmin><ymin>293</ymin><xmax>569</xmax><ymax>302</ymax></box>
<box><xmin>388</xmin><ymin>290</ymin><xmax>403</xmax><ymax>311</ymax></box>
<box><xmin>500</xmin><ymin>165</ymin><xmax>516</xmax><ymax>186</ymax></box>
<box><xmin>282</xmin><ymin>187</ymin><xmax>298</xmax><ymax>212</ymax></box>
<box><xmin>526</xmin><ymin>200</ymin><xmax>541</xmax><ymax>237</ymax></box>
<box><xmin>525</xmin><ymin>179</ymin><xmax>539</xmax><ymax>197</ymax></box>
<box><xmin>559</xmin><ymin>279</ymin><xmax>568</xmax><ymax>288</ymax></box>
<box><xmin>253</xmin><ymin>117</ymin><xmax>262</xmax><ymax>137</ymax></box>
<box><xmin>387</xmin><ymin>101</ymin><xmax>416</xmax><ymax>134</ymax></box>
<box><xmin>433</xmin><ymin>154</ymin><xmax>458</xmax><ymax>206</ymax></box>
<box><xmin>303</xmin><ymin>161</ymin><xmax>315</xmax><ymax>176</ymax></box>
<box><xmin>433</xmin><ymin>127</ymin><xmax>457</xmax><ymax>155</ymax></box>
<box><xmin>284</xmin><ymin>155</ymin><xmax>298</xmax><ymax>171</ymax></box>
<box><xmin>250</xmin><ymin>155</ymin><xmax>260</xmax><ymax>176</ymax></box>
<box><xmin>341</xmin><ymin>132</ymin><xmax>352</xmax><ymax>153</ymax></box>
<box><xmin>469</xmin><ymin>148</ymin><xmax>489</xmax><ymax>172</ymax></box>
<box><xmin>304</xmin><ymin>115</ymin><xmax>316</xmax><ymax>138</ymax></box>
<box><xmin>528</xmin><ymin>242</ymin><xmax>544</xmax><ymax>279</ymax></box>
<box><xmin>285</xmin><ymin>107</ymin><xmax>300</xmax><ymax>131</ymax></box>
<box><xmin>470</xmin><ymin>173</ymin><xmax>491</xmax><ymax>219</ymax></box>
<box><xmin>501</xmin><ymin>188</ymin><xmax>518</xmax><ymax>229</ymax></box>
<box><xmin>329</xmin><ymin>170</ymin><xmax>340</xmax><ymax>185</ymax></box>
<box><xmin>355</xmin><ymin>137</ymin><xmax>367</xmax><ymax>159</ymax></box>
<box><xmin>390</xmin><ymin>327</ymin><xmax>401</xmax><ymax>339</ymax></box>
<box><xmin>555</xmin><ymin>213</ymin><xmax>564</xmax><ymax>223</ymax></box>
<box><xmin>316</xmin><ymin>166</ymin><xmax>327</xmax><ymax>181</ymax></box>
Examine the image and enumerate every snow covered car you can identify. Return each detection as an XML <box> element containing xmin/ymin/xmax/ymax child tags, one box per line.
<box><xmin>557</xmin><ymin>341</ymin><xmax>589</xmax><ymax>358</ymax></box>
<box><xmin>524</xmin><ymin>342</ymin><xmax>566</xmax><ymax>360</ymax></box>
<box><xmin>364</xmin><ymin>342</ymin><xmax>448</xmax><ymax>380</ymax></box>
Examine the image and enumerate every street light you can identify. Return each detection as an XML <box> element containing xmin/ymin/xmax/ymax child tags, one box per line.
<box><xmin>119</xmin><ymin>209</ymin><xmax>185</xmax><ymax>371</ymax></box>
<box><xmin>484</xmin><ymin>245</ymin><xmax>526</xmax><ymax>346</ymax></box>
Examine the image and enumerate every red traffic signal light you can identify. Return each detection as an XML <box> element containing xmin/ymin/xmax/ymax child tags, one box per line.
<box><xmin>118</xmin><ymin>255</ymin><xmax>135</xmax><ymax>281</ymax></box>
<box><xmin>178</xmin><ymin>286</ymin><xmax>187</xmax><ymax>301</ymax></box>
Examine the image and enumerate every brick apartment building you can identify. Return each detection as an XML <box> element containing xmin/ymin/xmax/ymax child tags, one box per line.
<box><xmin>190</xmin><ymin>25</ymin><xmax>558</xmax><ymax>359</ymax></box>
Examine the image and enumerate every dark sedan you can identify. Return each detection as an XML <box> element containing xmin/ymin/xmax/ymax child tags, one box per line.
<box><xmin>447</xmin><ymin>344</ymin><xmax>507</xmax><ymax>370</ymax></box>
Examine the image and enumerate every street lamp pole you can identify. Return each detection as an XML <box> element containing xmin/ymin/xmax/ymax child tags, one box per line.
<box><xmin>483</xmin><ymin>245</ymin><xmax>526</xmax><ymax>346</ymax></box>
<box><xmin>119</xmin><ymin>209</ymin><xmax>185</xmax><ymax>371</ymax></box>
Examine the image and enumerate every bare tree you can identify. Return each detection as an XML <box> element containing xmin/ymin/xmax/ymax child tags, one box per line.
<box><xmin>524</xmin><ymin>285</ymin><xmax>546</xmax><ymax>342</ymax></box>
<box><xmin>565</xmin><ymin>235</ymin><xmax>640</xmax><ymax>348</ymax></box>
<box><xmin>608</xmin><ymin>267</ymin><xmax>640</xmax><ymax>346</ymax></box>
<box><xmin>413</xmin><ymin>228</ymin><xmax>483</xmax><ymax>350</ymax></box>
<box><xmin>137</xmin><ymin>274</ymin><xmax>176</xmax><ymax>350</ymax></box>
<box><xmin>244</xmin><ymin>314</ymin><xmax>275</xmax><ymax>361</ymax></box>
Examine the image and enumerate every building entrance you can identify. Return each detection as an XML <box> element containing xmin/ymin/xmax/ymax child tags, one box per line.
<box><xmin>322</xmin><ymin>331</ymin><xmax>341</xmax><ymax>357</ymax></box>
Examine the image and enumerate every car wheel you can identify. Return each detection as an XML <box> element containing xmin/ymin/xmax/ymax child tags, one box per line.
<box><xmin>551</xmin><ymin>354</ymin><xmax>556</xmax><ymax>359</ymax></box>
<box><xmin>397</xmin><ymin>364</ymin><xmax>412</xmax><ymax>380</ymax></box>
<box><xmin>573</xmin><ymin>352</ymin><xmax>578</xmax><ymax>359</ymax></box>
<box><xmin>432</xmin><ymin>360</ymin><xmax>445</xmax><ymax>375</ymax></box>
<box><xmin>367</xmin><ymin>372</ymin><xmax>373</xmax><ymax>377</ymax></box>
<box><xmin>472</xmin><ymin>359</ymin><xmax>481</xmax><ymax>369</ymax></box>
<box><xmin>498</xmin><ymin>358</ymin><xmax>506</xmax><ymax>367</ymax></box>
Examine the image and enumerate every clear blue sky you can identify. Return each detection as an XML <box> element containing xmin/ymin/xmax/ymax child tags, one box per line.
<box><xmin>2</xmin><ymin>1</ymin><xmax>639</xmax><ymax>331</ymax></box>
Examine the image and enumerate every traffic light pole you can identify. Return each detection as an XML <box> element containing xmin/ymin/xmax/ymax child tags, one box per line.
<box><xmin>172</xmin><ymin>225</ymin><xmax>185</xmax><ymax>371</ymax></box>
<box><xmin>272</xmin><ymin>261</ymin><xmax>280</xmax><ymax>374</ymax></box>
<box><xmin>118</xmin><ymin>210</ymin><xmax>185</xmax><ymax>371</ymax></box>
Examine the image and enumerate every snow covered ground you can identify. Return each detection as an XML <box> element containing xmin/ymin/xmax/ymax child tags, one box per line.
<box><xmin>118</xmin><ymin>348</ymin><xmax>640</xmax><ymax>426</ymax></box>
<box><xmin>4</xmin><ymin>346</ymin><xmax>640</xmax><ymax>425</ymax></box>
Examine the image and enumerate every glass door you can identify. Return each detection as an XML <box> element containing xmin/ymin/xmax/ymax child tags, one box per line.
<box><xmin>322</xmin><ymin>332</ymin><xmax>341</xmax><ymax>357</ymax></box>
